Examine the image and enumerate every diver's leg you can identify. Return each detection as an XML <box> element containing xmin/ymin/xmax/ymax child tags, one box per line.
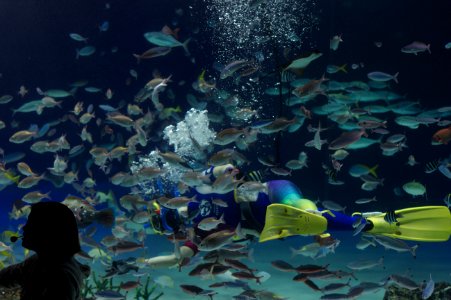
<box><xmin>322</xmin><ymin>211</ymin><xmax>359</xmax><ymax>231</ymax></box>
<box><xmin>143</xmin><ymin>246</ymin><xmax>194</xmax><ymax>269</ymax></box>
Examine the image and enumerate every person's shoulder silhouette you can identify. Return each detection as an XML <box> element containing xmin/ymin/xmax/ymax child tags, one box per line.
<box><xmin>0</xmin><ymin>201</ymin><xmax>90</xmax><ymax>300</ymax></box>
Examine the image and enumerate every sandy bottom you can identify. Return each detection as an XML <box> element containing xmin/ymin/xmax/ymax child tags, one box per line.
<box><xmin>90</xmin><ymin>231</ymin><xmax>451</xmax><ymax>300</ymax></box>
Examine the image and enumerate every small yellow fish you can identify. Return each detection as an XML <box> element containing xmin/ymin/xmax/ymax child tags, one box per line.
<box><xmin>3</xmin><ymin>170</ymin><xmax>20</xmax><ymax>184</ymax></box>
<box><xmin>198</xmin><ymin>70</ymin><xmax>216</xmax><ymax>93</ymax></box>
<box><xmin>159</xmin><ymin>106</ymin><xmax>181</xmax><ymax>119</ymax></box>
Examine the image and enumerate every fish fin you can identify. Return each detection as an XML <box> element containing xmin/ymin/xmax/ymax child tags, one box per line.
<box><xmin>369</xmin><ymin>164</ymin><xmax>379</xmax><ymax>178</ymax></box>
<box><xmin>182</xmin><ymin>38</ymin><xmax>191</xmax><ymax>56</ymax></box>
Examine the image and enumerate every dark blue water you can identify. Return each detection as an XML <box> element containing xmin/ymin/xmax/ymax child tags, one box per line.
<box><xmin>0</xmin><ymin>1</ymin><xmax>450</xmax><ymax>299</ymax></box>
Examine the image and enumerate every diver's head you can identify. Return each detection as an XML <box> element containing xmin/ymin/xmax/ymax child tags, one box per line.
<box><xmin>22</xmin><ymin>201</ymin><xmax>81</xmax><ymax>259</ymax></box>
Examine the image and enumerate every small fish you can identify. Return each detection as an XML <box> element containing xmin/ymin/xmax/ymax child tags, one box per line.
<box><xmin>422</xmin><ymin>274</ymin><xmax>435</xmax><ymax>299</ymax></box>
<box><xmin>432</xmin><ymin>126</ymin><xmax>451</xmax><ymax>144</ymax></box>
<box><xmin>212</xmin><ymin>198</ymin><xmax>228</xmax><ymax>208</ymax></box>
<box><xmin>270</xmin><ymin>167</ymin><xmax>291</xmax><ymax>176</ymax></box>
<box><xmin>76</xmin><ymin>46</ymin><xmax>96</xmax><ymax>59</ymax></box>
<box><xmin>406</xmin><ymin>155</ymin><xmax>419</xmax><ymax>166</ymax></box>
<box><xmin>401</xmin><ymin>41</ymin><xmax>431</xmax><ymax>55</ymax></box>
<box><xmin>94</xmin><ymin>290</ymin><xmax>125</xmax><ymax>300</ymax></box>
<box><xmin>326</xmin><ymin>64</ymin><xmax>347</xmax><ymax>74</ymax></box>
<box><xmin>388</xmin><ymin>274</ymin><xmax>420</xmax><ymax>290</ymax></box>
<box><xmin>322</xmin><ymin>164</ymin><xmax>343</xmax><ymax>185</ymax></box>
<box><xmin>99</xmin><ymin>21</ymin><xmax>110</xmax><ymax>32</ymax></box>
<box><xmin>198</xmin><ymin>224</ymin><xmax>241</xmax><ymax>251</ymax></box>
<box><xmin>245</xmin><ymin>170</ymin><xmax>265</xmax><ymax>182</ymax></box>
<box><xmin>144</xmin><ymin>31</ymin><xmax>190</xmax><ymax>55</ymax></box>
<box><xmin>198</xmin><ymin>214</ymin><xmax>225</xmax><ymax>231</ymax></box>
<box><xmin>424</xmin><ymin>159</ymin><xmax>440</xmax><ymax>173</ymax></box>
<box><xmin>358</xmin><ymin>120</ymin><xmax>387</xmax><ymax>129</ymax></box>
<box><xmin>367</xmin><ymin>71</ymin><xmax>399</xmax><ymax>83</ymax></box>
<box><xmin>346</xmin><ymin>257</ymin><xmax>384</xmax><ymax>271</ymax></box>
<box><xmin>18</xmin><ymin>85</ymin><xmax>28</xmax><ymax>97</ymax></box>
<box><xmin>328</xmin><ymin>129</ymin><xmax>367</xmax><ymax>150</ymax></box>
<box><xmin>321</xmin><ymin>200</ymin><xmax>346</xmax><ymax>212</ymax></box>
<box><xmin>331</xmin><ymin>149</ymin><xmax>349</xmax><ymax>160</ymax></box>
<box><xmin>330</xmin><ymin>34</ymin><xmax>343</xmax><ymax>51</ymax></box>
<box><xmin>133</xmin><ymin>47</ymin><xmax>171</xmax><ymax>63</ymax></box>
<box><xmin>69</xmin><ymin>33</ymin><xmax>88</xmax><ymax>43</ymax></box>
<box><xmin>129</xmin><ymin>69</ymin><xmax>138</xmax><ymax>79</ymax></box>
<box><xmin>105</xmin><ymin>88</ymin><xmax>113</xmax><ymax>99</ymax></box>
<box><xmin>0</xmin><ymin>95</ymin><xmax>13</xmax><ymax>104</ymax></box>
<box><xmin>383</xmin><ymin>211</ymin><xmax>401</xmax><ymax>224</ymax></box>
<box><xmin>372</xmin><ymin>235</ymin><xmax>418</xmax><ymax>258</ymax></box>
<box><xmin>355</xmin><ymin>196</ymin><xmax>377</xmax><ymax>205</ymax></box>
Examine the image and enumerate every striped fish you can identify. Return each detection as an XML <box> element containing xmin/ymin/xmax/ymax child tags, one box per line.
<box><xmin>245</xmin><ymin>170</ymin><xmax>265</xmax><ymax>182</ymax></box>
<box><xmin>424</xmin><ymin>159</ymin><xmax>441</xmax><ymax>174</ymax></box>
<box><xmin>281</xmin><ymin>70</ymin><xmax>297</xmax><ymax>83</ymax></box>
<box><xmin>383</xmin><ymin>211</ymin><xmax>401</xmax><ymax>224</ymax></box>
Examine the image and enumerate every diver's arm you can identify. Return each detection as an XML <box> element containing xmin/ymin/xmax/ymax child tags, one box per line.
<box><xmin>143</xmin><ymin>245</ymin><xmax>194</xmax><ymax>269</ymax></box>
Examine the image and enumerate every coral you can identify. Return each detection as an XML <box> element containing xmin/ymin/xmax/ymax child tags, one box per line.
<box><xmin>0</xmin><ymin>287</ymin><xmax>21</xmax><ymax>300</ymax></box>
<box><xmin>383</xmin><ymin>282</ymin><xmax>451</xmax><ymax>300</ymax></box>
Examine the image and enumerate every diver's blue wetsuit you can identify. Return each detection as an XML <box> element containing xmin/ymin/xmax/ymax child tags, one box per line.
<box><xmin>157</xmin><ymin>180</ymin><xmax>359</xmax><ymax>254</ymax></box>
<box><xmin>185</xmin><ymin>180</ymin><xmax>357</xmax><ymax>233</ymax></box>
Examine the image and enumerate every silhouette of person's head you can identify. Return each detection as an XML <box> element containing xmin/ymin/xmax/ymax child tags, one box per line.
<box><xmin>22</xmin><ymin>201</ymin><xmax>81</xmax><ymax>260</ymax></box>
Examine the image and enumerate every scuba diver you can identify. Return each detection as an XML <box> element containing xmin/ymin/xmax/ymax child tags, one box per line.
<box><xmin>0</xmin><ymin>201</ymin><xmax>90</xmax><ymax>300</ymax></box>
<box><xmin>144</xmin><ymin>164</ymin><xmax>451</xmax><ymax>268</ymax></box>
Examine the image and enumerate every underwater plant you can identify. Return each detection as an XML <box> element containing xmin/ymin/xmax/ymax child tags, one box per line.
<box><xmin>80</xmin><ymin>272</ymin><xmax>163</xmax><ymax>300</ymax></box>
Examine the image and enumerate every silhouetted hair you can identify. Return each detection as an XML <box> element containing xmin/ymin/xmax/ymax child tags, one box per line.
<box><xmin>27</xmin><ymin>202</ymin><xmax>81</xmax><ymax>258</ymax></box>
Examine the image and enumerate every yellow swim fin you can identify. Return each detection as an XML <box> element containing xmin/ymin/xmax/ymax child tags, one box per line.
<box><xmin>365</xmin><ymin>206</ymin><xmax>451</xmax><ymax>242</ymax></box>
<box><xmin>259</xmin><ymin>204</ymin><xmax>327</xmax><ymax>243</ymax></box>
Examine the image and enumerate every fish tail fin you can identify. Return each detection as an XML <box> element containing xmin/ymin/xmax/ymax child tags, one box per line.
<box><xmin>76</xmin><ymin>49</ymin><xmax>80</xmax><ymax>60</ymax></box>
<box><xmin>393</xmin><ymin>72</ymin><xmax>399</xmax><ymax>84</ymax></box>
<box><xmin>132</xmin><ymin>54</ymin><xmax>141</xmax><ymax>64</ymax></box>
<box><xmin>11</xmin><ymin>174</ymin><xmax>20</xmax><ymax>185</ymax></box>
<box><xmin>182</xmin><ymin>38</ymin><xmax>191</xmax><ymax>56</ymax></box>
<box><xmin>411</xmin><ymin>244</ymin><xmax>419</xmax><ymax>258</ymax></box>
<box><xmin>427</xmin><ymin>44</ymin><xmax>431</xmax><ymax>54</ymax></box>
<box><xmin>340</xmin><ymin>64</ymin><xmax>348</xmax><ymax>73</ymax></box>
<box><xmin>369</xmin><ymin>164</ymin><xmax>379</xmax><ymax>177</ymax></box>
